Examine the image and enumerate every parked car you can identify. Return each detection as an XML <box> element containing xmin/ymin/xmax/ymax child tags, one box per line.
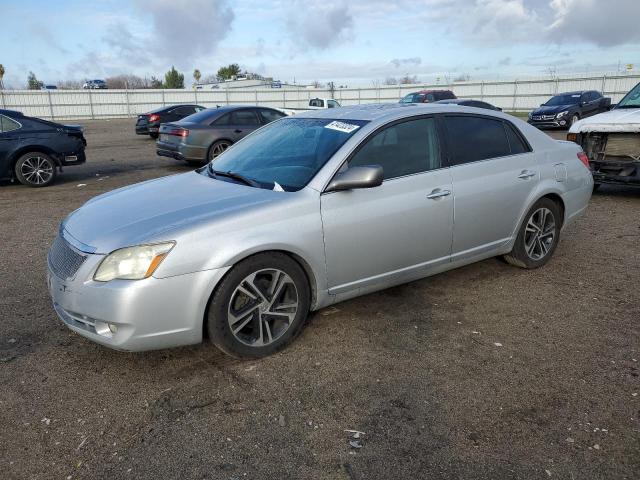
<box><xmin>434</xmin><ymin>98</ymin><xmax>502</xmax><ymax>111</ymax></box>
<box><xmin>0</xmin><ymin>109</ymin><xmax>86</xmax><ymax>187</ymax></box>
<box><xmin>48</xmin><ymin>103</ymin><xmax>592</xmax><ymax>357</ymax></box>
<box><xmin>156</xmin><ymin>105</ymin><xmax>287</xmax><ymax>164</ymax></box>
<box><xmin>135</xmin><ymin>104</ymin><xmax>205</xmax><ymax>139</ymax></box>
<box><xmin>528</xmin><ymin>91</ymin><xmax>611</xmax><ymax>129</ymax></box>
<box><xmin>399</xmin><ymin>90</ymin><xmax>456</xmax><ymax>103</ymax></box>
<box><xmin>41</xmin><ymin>85</ymin><xmax>58</xmax><ymax>90</ymax></box>
<box><xmin>307</xmin><ymin>98</ymin><xmax>341</xmax><ymax>109</ymax></box>
<box><xmin>82</xmin><ymin>80</ymin><xmax>107</xmax><ymax>89</ymax></box>
<box><xmin>567</xmin><ymin>82</ymin><xmax>640</xmax><ymax>189</ymax></box>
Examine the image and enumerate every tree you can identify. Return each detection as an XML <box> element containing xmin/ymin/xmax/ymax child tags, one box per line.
<box><xmin>27</xmin><ymin>71</ymin><xmax>44</xmax><ymax>90</ymax></box>
<box><xmin>216</xmin><ymin>63</ymin><xmax>241</xmax><ymax>81</ymax></box>
<box><xmin>399</xmin><ymin>75</ymin><xmax>418</xmax><ymax>85</ymax></box>
<box><xmin>58</xmin><ymin>79</ymin><xmax>83</xmax><ymax>90</ymax></box>
<box><xmin>163</xmin><ymin>66</ymin><xmax>184</xmax><ymax>89</ymax></box>
<box><xmin>193</xmin><ymin>69</ymin><xmax>201</xmax><ymax>84</ymax></box>
<box><xmin>383</xmin><ymin>77</ymin><xmax>398</xmax><ymax>85</ymax></box>
<box><xmin>0</xmin><ymin>64</ymin><xmax>5</xmax><ymax>89</ymax></box>
<box><xmin>150</xmin><ymin>76</ymin><xmax>163</xmax><ymax>89</ymax></box>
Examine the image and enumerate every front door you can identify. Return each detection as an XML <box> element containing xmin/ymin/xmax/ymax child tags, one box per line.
<box><xmin>320</xmin><ymin>116</ymin><xmax>453</xmax><ymax>295</ymax></box>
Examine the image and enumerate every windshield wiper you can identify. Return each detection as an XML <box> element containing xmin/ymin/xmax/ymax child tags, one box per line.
<box><xmin>208</xmin><ymin>166</ymin><xmax>260</xmax><ymax>188</ymax></box>
<box><xmin>615</xmin><ymin>104</ymin><xmax>639</xmax><ymax>109</ymax></box>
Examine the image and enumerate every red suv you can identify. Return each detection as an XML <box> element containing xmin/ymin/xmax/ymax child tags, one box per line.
<box><xmin>400</xmin><ymin>90</ymin><xmax>456</xmax><ymax>103</ymax></box>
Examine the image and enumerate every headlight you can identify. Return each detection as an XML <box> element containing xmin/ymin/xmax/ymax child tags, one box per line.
<box><xmin>556</xmin><ymin>110</ymin><xmax>569</xmax><ymax>119</ymax></box>
<box><xmin>94</xmin><ymin>242</ymin><xmax>175</xmax><ymax>282</ymax></box>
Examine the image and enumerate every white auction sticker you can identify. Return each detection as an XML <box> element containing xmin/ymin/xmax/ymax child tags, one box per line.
<box><xmin>324</xmin><ymin>121</ymin><xmax>360</xmax><ymax>133</ymax></box>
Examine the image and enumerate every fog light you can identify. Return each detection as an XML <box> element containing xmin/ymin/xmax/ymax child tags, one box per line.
<box><xmin>108</xmin><ymin>324</ymin><xmax>118</xmax><ymax>334</ymax></box>
<box><xmin>560</xmin><ymin>120</ymin><xmax>566</xmax><ymax>125</ymax></box>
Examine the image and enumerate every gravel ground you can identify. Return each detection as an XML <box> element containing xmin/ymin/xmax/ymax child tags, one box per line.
<box><xmin>1</xmin><ymin>119</ymin><xmax>639</xmax><ymax>480</ymax></box>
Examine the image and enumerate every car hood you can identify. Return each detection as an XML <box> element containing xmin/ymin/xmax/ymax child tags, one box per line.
<box><xmin>63</xmin><ymin>172</ymin><xmax>284</xmax><ymax>254</ymax></box>
<box><xmin>569</xmin><ymin>108</ymin><xmax>640</xmax><ymax>133</ymax></box>
<box><xmin>531</xmin><ymin>104</ymin><xmax>574</xmax><ymax>115</ymax></box>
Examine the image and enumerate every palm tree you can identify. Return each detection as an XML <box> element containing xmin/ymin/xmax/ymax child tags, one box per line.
<box><xmin>0</xmin><ymin>64</ymin><xmax>5</xmax><ymax>90</ymax></box>
<box><xmin>193</xmin><ymin>69</ymin><xmax>201</xmax><ymax>86</ymax></box>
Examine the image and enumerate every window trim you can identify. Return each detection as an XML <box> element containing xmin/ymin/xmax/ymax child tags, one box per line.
<box><xmin>0</xmin><ymin>114</ymin><xmax>22</xmax><ymax>133</ymax></box>
<box><xmin>440</xmin><ymin>113</ymin><xmax>532</xmax><ymax>168</ymax></box>
<box><xmin>321</xmin><ymin>114</ymin><xmax>446</xmax><ymax>193</ymax></box>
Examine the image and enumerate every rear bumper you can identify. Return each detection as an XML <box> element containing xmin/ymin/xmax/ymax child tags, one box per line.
<box><xmin>156</xmin><ymin>140</ymin><xmax>207</xmax><ymax>162</ymax></box>
<box><xmin>591</xmin><ymin>160</ymin><xmax>640</xmax><ymax>187</ymax></box>
<box><xmin>135</xmin><ymin>125</ymin><xmax>149</xmax><ymax>135</ymax></box>
<box><xmin>59</xmin><ymin>150</ymin><xmax>86</xmax><ymax>166</ymax></box>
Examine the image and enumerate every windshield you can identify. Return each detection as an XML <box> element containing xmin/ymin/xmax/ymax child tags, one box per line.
<box><xmin>400</xmin><ymin>93</ymin><xmax>426</xmax><ymax>103</ymax></box>
<box><xmin>616</xmin><ymin>83</ymin><xmax>640</xmax><ymax>108</ymax></box>
<box><xmin>544</xmin><ymin>94</ymin><xmax>581</xmax><ymax>106</ymax></box>
<box><xmin>205</xmin><ymin>117</ymin><xmax>368</xmax><ymax>191</ymax></box>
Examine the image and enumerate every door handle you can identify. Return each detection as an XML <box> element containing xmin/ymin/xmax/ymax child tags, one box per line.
<box><xmin>427</xmin><ymin>189</ymin><xmax>451</xmax><ymax>200</ymax></box>
<box><xmin>234</xmin><ymin>129</ymin><xmax>243</xmax><ymax>133</ymax></box>
<box><xmin>518</xmin><ymin>170</ymin><xmax>536</xmax><ymax>179</ymax></box>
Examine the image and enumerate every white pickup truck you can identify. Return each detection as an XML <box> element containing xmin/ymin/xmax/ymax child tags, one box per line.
<box><xmin>278</xmin><ymin>98</ymin><xmax>342</xmax><ymax>116</ymax></box>
<box><xmin>568</xmin><ymin>81</ymin><xmax>640</xmax><ymax>188</ymax></box>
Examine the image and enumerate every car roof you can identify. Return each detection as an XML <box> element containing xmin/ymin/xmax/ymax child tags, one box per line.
<box><xmin>410</xmin><ymin>90</ymin><xmax>453</xmax><ymax>94</ymax></box>
<box><xmin>434</xmin><ymin>99</ymin><xmax>480</xmax><ymax>104</ymax></box>
<box><xmin>554</xmin><ymin>91</ymin><xmax>587</xmax><ymax>96</ymax></box>
<box><xmin>0</xmin><ymin>109</ymin><xmax>24</xmax><ymax>117</ymax></box>
<box><xmin>294</xmin><ymin>102</ymin><xmax>504</xmax><ymax>122</ymax></box>
<box><xmin>149</xmin><ymin>104</ymin><xmax>203</xmax><ymax>113</ymax></box>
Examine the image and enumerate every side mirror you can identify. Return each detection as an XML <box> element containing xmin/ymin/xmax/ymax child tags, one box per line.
<box><xmin>325</xmin><ymin>165</ymin><xmax>383</xmax><ymax>193</ymax></box>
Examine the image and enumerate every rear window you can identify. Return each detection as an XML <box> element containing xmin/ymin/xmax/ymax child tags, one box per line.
<box><xmin>444</xmin><ymin>115</ymin><xmax>511</xmax><ymax>165</ymax></box>
<box><xmin>182</xmin><ymin>108</ymin><xmax>225</xmax><ymax>124</ymax></box>
<box><xmin>0</xmin><ymin>115</ymin><xmax>21</xmax><ymax>133</ymax></box>
<box><xmin>504</xmin><ymin>123</ymin><xmax>530</xmax><ymax>154</ymax></box>
<box><xmin>259</xmin><ymin>109</ymin><xmax>286</xmax><ymax>123</ymax></box>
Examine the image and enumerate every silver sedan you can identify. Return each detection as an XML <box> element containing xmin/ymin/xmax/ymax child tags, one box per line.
<box><xmin>47</xmin><ymin>104</ymin><xmax>593</xmax><ymax>357</ymax></box>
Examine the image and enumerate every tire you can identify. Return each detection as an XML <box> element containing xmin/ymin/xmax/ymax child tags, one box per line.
<box><xmin>207</xmin><ymin>252</ymin><xmax>311</xmax><ymax>358</ymax></box>
<box><xmin>149</xmin><ymin>132</ymin><xmax>159</xmax><ymax>139</ymax></box>
<box><xmin>570</xmin><ymin>114</ymin><xmax>580</xmax><ymax>127</ymax></box>
<box><xmin>14</xmin><ymin>152</ymin><xmax>57</xmax><ymax>187</ymax></box>
<box><xmin>207</xmin><ymin>140</ymin><xmax>232</xmax><ymax>161</ymax></box>
<box><xmin>503</xmin><ymin>198</ymin><xmax>562</xmax><ymax>269</ymax></box>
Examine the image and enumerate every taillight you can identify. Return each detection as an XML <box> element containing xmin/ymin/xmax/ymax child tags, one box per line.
<box><xmin>577</xmin><ymin>151</ymin><xmax>590</xmax><ymax>169</ymax></box>
<box><xmin>149</xmin><ymin>114</ymin><xmax>160</xmax><ymax>122</ymax></box>
<box><xmin>166</xmin><ymin>127</ymin><xmax>189</xmax><ymax>138</ymax></box>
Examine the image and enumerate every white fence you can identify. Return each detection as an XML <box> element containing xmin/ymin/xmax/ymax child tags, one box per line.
<box><xmin>1</xmin><ymin>73</ymin><xmax>638</xmax><ymax>121</ymax></box>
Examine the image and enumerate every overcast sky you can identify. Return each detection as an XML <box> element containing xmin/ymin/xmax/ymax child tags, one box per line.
<box><xmin>2</xmin><ymin>0</ymin><xmax>639</xmax><ymax>87</ymax></box>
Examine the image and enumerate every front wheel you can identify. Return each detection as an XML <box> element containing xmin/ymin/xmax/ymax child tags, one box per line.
<box><xmin>504</xmin><ymin>198</ymin><xmax>561</xmax><ymax>269</ymax></box>
<box><xmin>14</xmin><ymin>152</ymin><xmax>57</xmax><ymax>187</ymax></box>
<box><xmin>569</xmin><ymin>114</ymin><xmax>580</xmax><ymax>127</ymax></box>
<box><xmin>207</xmin><ymin>252</ymin><xmax>311</xmax><ymax>358</ymax></box>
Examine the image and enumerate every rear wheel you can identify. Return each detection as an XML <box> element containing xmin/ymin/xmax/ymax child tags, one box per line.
<box><xmin>208</xmin><ymin>140</ymin><xmax>232</xmax><ymax>161</ymax></box>
<box><xmin>207</xmin><ymin>252</ymin><xmax>311</xmax><ymax>358</ymax></box>
<box><xmin>504</xmin><ymin>198</ymin><xmax>561</xmax><ymax>269</ymax></box>
<box><xmin>14</xmin><ymin>152</ymin><xmax>57</xmax><ymax>187</ymax></box>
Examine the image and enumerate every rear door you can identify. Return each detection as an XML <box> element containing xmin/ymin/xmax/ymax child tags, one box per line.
<box><xmin>228</xmin><ymin>109</ymin><xmax>261</xmax><ymax>141</ymax></box>
<box><xmin>443</xmin><ymin>114</ymin><xmax>537</xmax><ymax>261</ymax></box>
<box><xmin>0</xmin><ymin>115</ymin><xmax>22</xmax><ymax>177</ymax></box>
<box><xmin>320</xmin><ymin>116</ymin><xmax>453</xmax><ymax>295</ymax></box>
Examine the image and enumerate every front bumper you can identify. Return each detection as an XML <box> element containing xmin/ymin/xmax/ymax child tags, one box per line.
<box><xmin>590</xmin><ymin>160</ymin><xmax>640</xmax><ymax>187</ymax></box>
<box><xmin>528</xmin><ymin>117</ymin><xmax>569</xmax><ymax>129</ymax></box>
<box><xmin>47</xmin><ymin>251</ymin><xmax>229</xmax><ymax>352</ymax></box>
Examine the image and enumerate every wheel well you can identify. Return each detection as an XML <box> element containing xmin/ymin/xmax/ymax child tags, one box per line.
<box><xmin>542</xmin><ymin>193</ymin><xmax>565</xmax><ymax>225</ymax></box>
<box><xmin>202</xmin><ymin>249</ymin><xmax>318</xmax><ymax>339</ymax></box>
<box><xmin>9</xmin><ymin>146</ymin><xmax>59</xmax><ymax>173</ymax></box>
<box><xmin>207</xmin><ymin>139</ymin><xmax>234</xmax><ymax>156</ymax></box>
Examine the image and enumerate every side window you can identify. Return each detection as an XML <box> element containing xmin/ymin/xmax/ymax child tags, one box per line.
<box><xmin>194</xmin><ymin>106</ymin><xmax>205</xmax><ymax>112</ymax></box>
<box><xmin>259</xmin><ymin>109</ymin><xmax>286</xmax><ymax>123</ymax></box>
<box><xmin>444</xmin><ymin>115</ymin><xmax>511</xmax><ymax>165</ymax></box>
<box><xmin>425</xmin><ymin>94</ymin><xmax>435</xmax><ymax>102</ymax></box>
<box><xmin>0</xmin><ymin>115</ymin><xmax>21</xmax><ymax>133</ymax></box>
<box><xmin>309</xmin><ymin>99</ymin><xmax>324</xmax><ymax>108</ymax></box>
<box><xmin>327</xmin><ymin>100</ymin><xmax>339</xmax><ymax>108</ymax></box>
<box><xmin>212</xmin><ymin>113</ymin><xmax>231</xmax><ymax>126</ymax></box>
<box><xmin>504</xmin><ymin>122</ymin><xmax>531</xmax><ymax>155</ymax></box>
<box><xmin>230</xmin><ymin>110</ymin><xmax>259</xmax><ymax>126</ymax></box>
<box><xmin>348</xmin><ymin>117</ymin><xmax>441</xmax><ymax>180</ymax></box>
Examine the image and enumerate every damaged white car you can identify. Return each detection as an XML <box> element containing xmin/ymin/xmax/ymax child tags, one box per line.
<box><xmin>568</xmin><ymin>82</ymin><xmax>640</xmax><ymax>189</ymax></box>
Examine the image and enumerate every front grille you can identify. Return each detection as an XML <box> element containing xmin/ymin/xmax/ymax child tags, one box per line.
<box><xmin>48</xmin><ymin>235</ymin><xmax>87</xmax><ymax>280</ymax></box>
<box><xmin>532</xmin><ymin>115</ymin><xmax>555</xmax><ymax>121</ymax></box>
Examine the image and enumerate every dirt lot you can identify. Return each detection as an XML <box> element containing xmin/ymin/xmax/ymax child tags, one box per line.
<box><xmin>1</xmin><ymin>119</ymin><xmax>639</xmax><ymax>480</ymax></box>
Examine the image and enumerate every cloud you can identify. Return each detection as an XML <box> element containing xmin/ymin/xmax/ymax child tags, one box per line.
<box><xmin>548</xmin><ymin>0</ymin><xmax>640</xmax><ymax>47</ymax></box>
<box><xmin>286</xmin><ymin>4</ymin><xmax>354</xmax><ymax>50</ymax></box>
<box><xmin>391</xmin><ymin>57</ymin><xmax>422</xmax><ymax>68</ymax></box>
<box><xmin>133</xmin><ymin>0</ymin><xmax>235</xmax><ymax>65</ymax></box>
<box><xmin>498</xmin><ymin>57</ymin><xmax>512</xmax><ymax>66</ymax></box>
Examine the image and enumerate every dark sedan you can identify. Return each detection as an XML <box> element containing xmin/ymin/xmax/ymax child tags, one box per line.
<box><xmin>0</xmin><ymin>109</ymin><xmax>86</xmax><ymax>187</ymax></box>
<box><xmin>156</xmin><ymin>106</ymin><xmax>287</xmax><ymax>165</ymax></box>
<box><xmin>135</xmin><ymin>104</ymin><xmax>204</xmax><ymax>139</ymax></box>
<box><xmin>434</xmin><ymin>98</ymin><xmax>502</xmax><ymax>111</ymax></box>
<box><xmin>528</xmin><ymin>90</ymin><xmax>611</xmax><ymax>129</ymax></box>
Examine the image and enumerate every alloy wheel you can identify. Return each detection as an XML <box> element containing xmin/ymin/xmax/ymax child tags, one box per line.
<box><xmin>20</xmin><ymin>156</ymin><xmax>54</xmax><ymax>185</ymax></box>
<box><xmin>524</xmin><ymin>207</ymin><xmax>556</xmax><ymax>261</ymax></box>
<box><xmin>227</xmin><ymin>268</ymin><xmax>299</xmax><ymax>347</ymax></box>
<box><xmin>209</xmin><ymin>142</ymin><xmax>230</xmax><ymax>160</ymax></box>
